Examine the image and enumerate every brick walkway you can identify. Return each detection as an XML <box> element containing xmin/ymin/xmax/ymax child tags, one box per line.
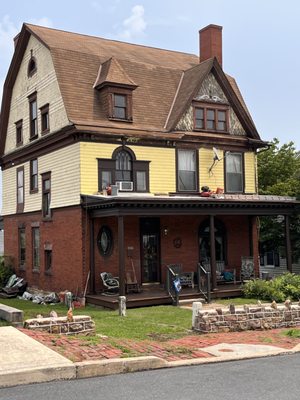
<box><xmin>20</xmin><ymin>328</ymin><xmax>300</xmax><ymax>363</ymax></box>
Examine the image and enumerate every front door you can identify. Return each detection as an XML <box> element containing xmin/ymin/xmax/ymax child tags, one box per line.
<box><xmin>140</xmin><ymin>218</ymin><xmax>161</xmax><ymax>283</ymax></box>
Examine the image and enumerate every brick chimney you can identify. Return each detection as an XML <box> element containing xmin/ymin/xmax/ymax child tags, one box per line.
<box><xmin>199</xmin><ymin>24</ymin><xmax>223</xmax><ymax>66</ymax></box>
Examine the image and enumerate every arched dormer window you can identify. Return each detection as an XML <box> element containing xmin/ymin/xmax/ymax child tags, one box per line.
<box><xmin>28</xmin><ymin>55</ymin><xmax>37</xmax><ymax>77</ymax></box>
<box><xmin>199</xmin><ymin>218</ymin><xmax>227</xmax><ymax>263</ymax></box>
<box><xmin>98</xmin><ymin>146</ymin><xmax>149</xmax><ymax>193</ymax></box>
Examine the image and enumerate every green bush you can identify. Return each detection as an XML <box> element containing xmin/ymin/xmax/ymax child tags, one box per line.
<box><xmin>243</xmin><ymin>273</ymin><xmax>300</xmax><ymax>302</ymax></box>
<box><xmin>0</xmin><ymin>256</ymin><xmax>14</xmax><ymax>288</ymax></box>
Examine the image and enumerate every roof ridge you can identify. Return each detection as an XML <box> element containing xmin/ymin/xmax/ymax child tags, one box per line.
<box><xmin>25</xmin><ymin>23</ymin><xmax>199</xmax><ymax>59</ymax></box>
<box><xmin>164</xmin><ymin>71</ymin><xmax>185</xmax><ymax>129</ymax></box>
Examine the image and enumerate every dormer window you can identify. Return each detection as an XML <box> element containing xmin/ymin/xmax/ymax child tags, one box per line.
<box><xmin>28</xmin><ymin>55</ymin><xmax>37</xmax><ymax>77</ymax></box>
<box><xmin>113</xmin><ymin>94</ymin><xmax>127</xmax><ymax>119</ymax></box>
<box><xmin>108</xmin><ymin>90</ymin><xmax>132</xmax><ymax>121</ymax></box>
<box><xmin>194</xmin><ymin>103</ymin><xmax>228</xmax><ymax>132</ymax></box>
<box><xmin>93</xmin><ymin>57</ymin><xmax>137</xmax><ymax>123</ymax></box>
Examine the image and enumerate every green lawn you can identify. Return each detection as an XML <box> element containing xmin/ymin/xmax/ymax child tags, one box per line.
<box><xmin>216</xmin><ymin>297</ymin><xmax>260</xmax><ymax>306</ymax></box>
<box><xmin>0</xmin><ymin>297</ymin><xmax>260</xmax><ymax>341</ymax></box>
<box><xmin>0</xmin><ymin>299</ymin><xmax>193</xmax><ymax>340</ymax></box>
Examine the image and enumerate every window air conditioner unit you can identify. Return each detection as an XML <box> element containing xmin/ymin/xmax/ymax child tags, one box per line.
<box><xmin>116</xmin><ymin>181</ymin><xmax>133</xmax><ymax>191</ymax></box>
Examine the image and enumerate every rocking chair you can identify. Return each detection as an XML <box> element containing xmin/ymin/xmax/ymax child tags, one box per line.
<box><xmin>100</xmin><ymin>272</ymin><xmax>119</xmax><ymax>295</ymax></box>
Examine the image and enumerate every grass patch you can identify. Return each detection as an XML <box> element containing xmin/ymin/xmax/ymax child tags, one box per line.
<box><xmin>283</xmin><ymin>328</ymin><xmax>300</xmax><ymax>338</ymax></box>
<box><xmin>0</xmin><ymin>299</ymin><xmax>192</xmax><ymax>341</ymax></box>
<box><xmin>216</xmin><ymin>298</ymin><xmax>258</xmax><ymax>306</ymax></box>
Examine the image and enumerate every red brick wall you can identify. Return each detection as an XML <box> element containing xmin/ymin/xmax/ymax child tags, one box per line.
<box><xmin>4</xmin><ymin>210</ymin><xmax>257</xmax><ymax>294</ymax></box>
<box><xmin>92</xmin><ymin>215</ymin><xmax>254</xmax><ymax>291</ymax></box>
<box><xmin>3</xmin><ymin>206</ymin><xmax>85</xmax><ymax>294</ymax></box>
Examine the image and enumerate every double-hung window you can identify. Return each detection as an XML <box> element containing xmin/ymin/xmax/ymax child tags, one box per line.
<box><xmin>113</xmin><ymin>94</ymin><xmax>127</xmax><ymax>119</ymax></box>
<box><xmin>19</xmin><ymin>227</ymin><xmax>26</xmax><ymax>270</ymax></box>
<box><xmin>42</xmin><ymin>172</ymin><xmax>51</xmax><ymax>218</ymax></box>
<box><xmin>29</xmin><ymin>93</ymin><xmax>38</xmax><ymax>139</ymax></box>
<box><xmin>177</xmin><ymin>149</ymin><xmax>198</xmax><ymax>192</ymax></box>
<box><xmin>17</xmin><ymin>167</ymin><xmax>24</xmax><ymax>213</ymax></box>
<box><xmin>32</xmin><ymin>227</ymin><xmax>40</xmax><ymax>271</ymax></box>
<box><xmin>30</xmin><ymin>159</ymin><xmax>38</xmax><ymax>193</ymax></box>
<box><xmin>16</xmin><ymin>120</ymin><xmax>23</xmax><ymax>147</ymax></box>
<box><xmin>225</xmin><ymin>152</ymin><xmax>244</xmax><ymax>193</ymax></box>
<box><xmin>40</xmin><ymin>104</ymin><xmax>50</xmax><ymax>134</ymax></box>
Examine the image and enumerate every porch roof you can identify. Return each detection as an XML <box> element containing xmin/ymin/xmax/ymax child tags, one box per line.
<box><xmin>81</xmin><ymin>193</ymin><xmax>299</xmax><ymax>217</ymax></box>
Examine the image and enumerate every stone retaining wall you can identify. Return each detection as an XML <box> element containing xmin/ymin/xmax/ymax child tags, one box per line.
<box><xmin>24</xmin><ymin>315</ymin><xmax>95</xmax><ymax>335</ymax></box>
<box><xmin>193</xmin><ymin>303</ymin><xmax>300</xmax><ymax>333</ymax></box>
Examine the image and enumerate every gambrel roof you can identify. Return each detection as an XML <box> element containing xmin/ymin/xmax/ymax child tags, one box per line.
<box><xmin>0</xmin><ymin>23</ymin><xmax>265</xmax><ymax>156</ymax></box>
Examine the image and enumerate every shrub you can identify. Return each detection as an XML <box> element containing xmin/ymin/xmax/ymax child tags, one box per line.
<box><xmin>0</xmin><ymin>256</ymin><xmax>14</xmax><ymax>288</ymax></box>
<box><xmin>243</xmin><ymin>273</ymin><xmax>300</xmax><ymax>302</ymax></box>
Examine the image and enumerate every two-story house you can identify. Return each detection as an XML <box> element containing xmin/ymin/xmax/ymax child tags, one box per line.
<box><xmin>0</xmin><ymin>23</ymin><xmax>298</xmax><ymax>307</ymax></box>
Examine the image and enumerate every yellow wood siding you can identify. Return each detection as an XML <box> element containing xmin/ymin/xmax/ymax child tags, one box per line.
<box><xmin>80</xmin><ymin>142</ymin><xmax>176</xmax><ymax>194</ymax></box>
<box><xmin>244</xmin><ymin>151</ymin><xmax>257</xmax><ymax>193</ymax></box>
<box><xmin>2</xmin><ymin>143</ymin><xmax>81</xmax><ymax>215</ymax></box>
<box><xmin>199</xmin><ymin>148</ymin><xmax>224</xmax><ymax>191</ymax></box>
<box><xmin>80</xmin><ymin>144</ymin><xmax>256</xmax><ymax>195</ymax></box>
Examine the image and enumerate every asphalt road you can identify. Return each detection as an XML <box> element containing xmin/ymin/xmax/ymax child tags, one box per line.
<box><xmin>1</xmin><ymin>354</ymin><xmax>300</xmax><ymax>400</ymax></box>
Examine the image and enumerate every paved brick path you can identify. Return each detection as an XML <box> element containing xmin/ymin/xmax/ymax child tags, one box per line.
<box><xmin>20</xmin><ymin>328</ymin><xmax>300</xmax><ymax>363</ymax></box>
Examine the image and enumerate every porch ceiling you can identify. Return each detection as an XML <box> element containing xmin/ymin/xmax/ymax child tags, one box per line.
<box><xmin>81</xmin><ymin>194</ymin><xmax>299</xmax><ymax>218</ymax></box>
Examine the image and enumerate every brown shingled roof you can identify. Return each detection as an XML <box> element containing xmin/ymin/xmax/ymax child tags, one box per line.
<box><xmin>0</xmin><ymin>23</ymin><xmax>263</xmax><ymax>156</ymax></box>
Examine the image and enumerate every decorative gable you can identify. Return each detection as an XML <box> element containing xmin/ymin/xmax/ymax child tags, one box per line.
<box><xmin>175</xmin><ymin>72</ymin><xmax>246</xmax><ymax>136</ymax></box>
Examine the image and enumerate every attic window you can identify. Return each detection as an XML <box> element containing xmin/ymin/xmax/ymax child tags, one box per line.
<box><xmin>28</xmin><ymin>56</ymin><xmax>37</xmax><ymax>77</ymax></box>
<box><xmin>108</xmin><ymin>89</ymin><xmax>133</xmax><ymax>122</ymax></box>
<box><xmin>194</xmin><ymin>103</ymin><xmax>228</xmax><ymax>132</ymax></box>
<box><xmin>113</xmin><ymin>94</ymin><xmax>127</xmax><ymax>119</ymax></box>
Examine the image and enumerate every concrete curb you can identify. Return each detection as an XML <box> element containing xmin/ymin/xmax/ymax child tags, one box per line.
<box><xmin>1</xmin><ymin>341</ymin><xmax>300</xmax><ymax>388</ymax></box>
<box><xmin>0</xmin><ymin>365</ymin><xmax>76</xmax><ymax>388</ymax></box>
<box><xmin>75</xmin><ymin>356</ymin><xmax>167</xmax><ymax>379</ymax></box>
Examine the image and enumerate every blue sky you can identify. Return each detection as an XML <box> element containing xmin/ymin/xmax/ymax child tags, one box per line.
<box><xmin>1</xmin><ymin>1</ymin><xmax>299</xmax><ymax>211</ymax></box>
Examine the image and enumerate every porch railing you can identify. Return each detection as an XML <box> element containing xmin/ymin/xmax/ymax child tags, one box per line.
<box><xmin>197</xmin><ymin>262</ymin><xmax>211</xmax><ymax>303</ymax></box>
<box><xmin>166</xmin><ymin>266</ymin><xmax>180</xmax><ymax>306</ymax></box>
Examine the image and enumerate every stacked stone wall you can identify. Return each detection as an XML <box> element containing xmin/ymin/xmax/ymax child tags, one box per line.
<box><xmin>193</xmin><ymin>303</ymin><xmax>300</xmax><ymax>333</ymax></box>
<box><xmin>24</xmin><ymin>315</ymin><xmax>95</xmax><ymax>335</ymax></box>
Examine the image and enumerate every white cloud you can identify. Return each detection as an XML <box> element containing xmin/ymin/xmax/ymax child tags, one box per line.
<box><xmin>119</xmin><ymin>5</ymin><xmax>147</xmax><ymax>40</ymax></box>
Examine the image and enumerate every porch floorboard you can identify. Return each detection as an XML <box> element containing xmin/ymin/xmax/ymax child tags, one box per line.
<box><xmin>86</xmin><ymin>283</ymin><xmax>243</xmax><ymax>310</ymax></box>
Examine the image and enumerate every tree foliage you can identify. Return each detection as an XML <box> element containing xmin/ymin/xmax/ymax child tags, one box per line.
<box><xmin>258</xmin><ymin>139</ymin><xmax>300</xmax><ymax>197</ymax></box>
<box><xmin>257</xmin><ymin>139</ymin><xmax>300</xmax><ymax>260</ymax></box>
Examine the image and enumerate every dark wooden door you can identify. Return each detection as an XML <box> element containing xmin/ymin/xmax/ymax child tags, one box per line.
<box><xmin>140</xmin><ymin>218</ymin><xmax>161</xmax><ymax>283</ymax></box>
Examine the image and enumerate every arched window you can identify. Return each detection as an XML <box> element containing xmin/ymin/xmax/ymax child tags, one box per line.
<box><xmin>98</xmin><ymin>146</ymin><xmax>150</xmax><ymax>192</ymax></box>
<box><xmin>28</xmin><ymin>57</ymin><xmax>37</xmax><ymax>77</ymax></box>
<box><xmin>199</xmin><ymin>218</ymin><xmax>226</xmax><ymax>262</ymax></box>
<box><xmin>115</xmin><ymin>149</ymin><xmax>132</xmax><ymax>182</ymax></box>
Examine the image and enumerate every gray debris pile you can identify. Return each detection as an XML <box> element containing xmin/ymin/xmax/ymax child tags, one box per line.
<box><xmin>20</xmin><ymin>291</ymin><xmax>60</xmax><ymax>304</ymax></box>
<box><xmin>0</xmin><ymin>274</ymin><xmax>27</xmax><ymax>298</ymax></box>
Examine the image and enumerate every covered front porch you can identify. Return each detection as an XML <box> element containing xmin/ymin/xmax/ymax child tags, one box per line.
<box><xmin>82</xmin><ymin>193</ymin><xmax>298</xmax><ymax>308</ymax></box>
<box><xmin>85</xmin><ymin>283</ymin><xmax>243</xmax><ymax>310</ymax></box>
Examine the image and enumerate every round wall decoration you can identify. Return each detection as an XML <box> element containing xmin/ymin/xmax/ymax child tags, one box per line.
<box><xmin>173</xmin><ymin>237</ymin><xmax>182</xmax><ymax>248</ymax></box>
<box><xmin>97</xmin><ymin>226</ymin><xmax>113</xmax><ymax>256</ymax></box>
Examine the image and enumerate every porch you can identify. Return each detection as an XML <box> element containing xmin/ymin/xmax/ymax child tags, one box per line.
<box><xmin>85</xmin><ymin>283</ymin><xmax>243</xmax><ymax>310</ymax></box>
<box><xmin>82</xmin><ymin>193</ymin><xmax>298</xmax><ymax>308</ymax></box>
